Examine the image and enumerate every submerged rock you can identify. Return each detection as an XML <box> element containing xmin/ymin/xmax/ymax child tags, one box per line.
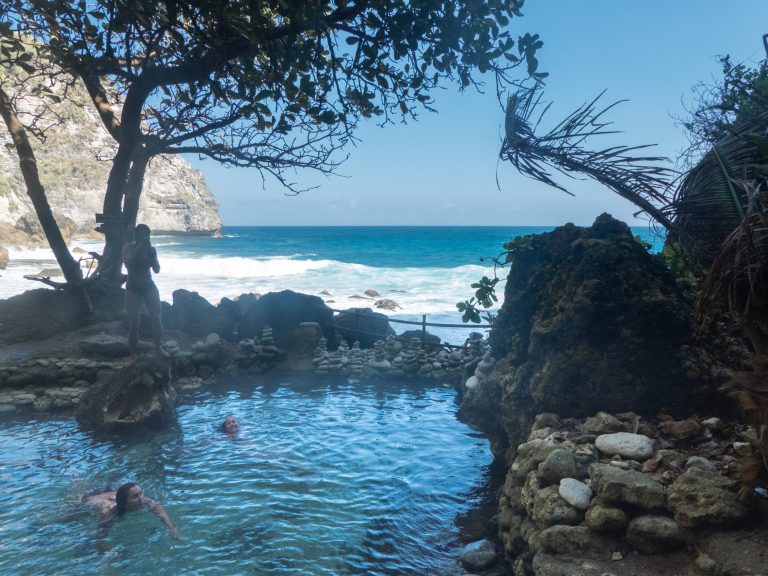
<box><xmin>459</xmin><ymin>539</ymin><xmax>497</xmax><ymax>571</ymax></box>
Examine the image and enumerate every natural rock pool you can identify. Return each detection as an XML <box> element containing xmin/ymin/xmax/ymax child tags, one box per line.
<box><xmin>0</xmin><ymin>376</ymin><xmax>493</xmax><ymax>575</ymax></box>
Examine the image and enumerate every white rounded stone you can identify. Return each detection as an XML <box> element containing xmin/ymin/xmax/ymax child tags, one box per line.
<box><xmin>559</xmin><ymin>478</ymin><xmax>593</xmax><ymax>510</ymax></box>
<box><xmin>595</xmin><ymin>432</ymin><xmax>654</xmax><ymax>461</ymax></box>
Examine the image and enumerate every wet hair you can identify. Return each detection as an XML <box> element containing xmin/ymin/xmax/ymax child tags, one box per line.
<box><xmin>115</xmin><ymin>482</ymin><xmax>139</xmax><ymax>516</ymax></box>
<box><xmin>221</xmin><ymin>415</ymin><xmax>239</xmax><ymax>433</ymax></box>
<box><xmin>134</xmin><ymin>224</ymin><xmax>151</xmax><ymax>240</ymax></box>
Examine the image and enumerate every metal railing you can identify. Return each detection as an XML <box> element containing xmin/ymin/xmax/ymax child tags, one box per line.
<box><xmin>330</xmin><ymin>308</ymin><xmax>491</xmax><ymax>349</ymax></box>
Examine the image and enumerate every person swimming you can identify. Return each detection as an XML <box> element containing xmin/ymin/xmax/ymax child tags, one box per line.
<box><xmin>81</xmin><ymin>482</ymin><xmax>179</xmax><ymax>551</ymax></box>
<box><xmin>221</xmin><ymin>415</ymin><xmax>239</xmax><ymax>435</ymax></box>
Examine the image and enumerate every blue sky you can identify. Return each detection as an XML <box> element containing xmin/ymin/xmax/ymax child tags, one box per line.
<box><xmin>188</xmin><ymin>1</ymin><xmax>768</xmax><ymax>227</ymax></box>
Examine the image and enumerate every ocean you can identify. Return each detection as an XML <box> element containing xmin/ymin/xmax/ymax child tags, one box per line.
<box><xmin>0</xmin><ymin>225</ymin><xmax>665</xmax><ymax>344</ymax></box>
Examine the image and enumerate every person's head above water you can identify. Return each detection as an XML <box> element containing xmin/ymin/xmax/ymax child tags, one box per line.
<box><xmin>221</xmin><ymin>415</ymin><xmax>239</xmax><ymax>434</ymax></box>
<box><xmin>115</xmin><ymin>482</ymin><xmax>144</xmax><ymax>516</ymax></box>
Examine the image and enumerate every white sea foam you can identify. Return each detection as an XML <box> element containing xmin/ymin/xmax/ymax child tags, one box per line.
<box><xmin>0</xmin><ymin>250</ymin><xmax>502</xmax><ymax>343</ymax></box>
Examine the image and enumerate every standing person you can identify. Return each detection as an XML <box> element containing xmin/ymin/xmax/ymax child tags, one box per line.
<box><xmin>122</xmin><ymin>224</ymin><xmax>162</xmax><ymax>355</ymax></box>
<box><xmin>81</xmin><ymin>482</ymin><xmax>180</xmax><ymax>552</ymax></box>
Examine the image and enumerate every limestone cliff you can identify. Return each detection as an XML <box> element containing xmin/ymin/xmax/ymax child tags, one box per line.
<box><xmin>0</xmin><ymin>88</ymin><xmax>220</xmax><ymax>246</ymax></box>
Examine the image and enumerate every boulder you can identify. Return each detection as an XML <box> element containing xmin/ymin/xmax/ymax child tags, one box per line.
<box><xmin>0</xmin><ymin>245</ymin><xmax>8</xmax><ymax>269</ymax></box>
<box><xmin>167</xmin><ymin>289</ymin><xmax>236</xmax><ymax>341</ymax></box>
<box><xmin>584</xmin><ymin>502</ymin><xmax>629</xmax><ymax>532</ymax></box>
<box><xmin>595</xmin><ymin>432</ymin><xmax>655</xmax><ymax>461</ymax></box>
<box><xmin>532</xmin><ymin>485</ymin><xmax>583</xmax><ymax>527</ymax></box>
<box><xmin>239</xmin><ymin>290</ymin><xmax>334</xmax><ymax>347</ymax></box>
<box><xmin>0</xmin><ymin>288</ymin><xmax>88</xmax><ymax>345</ymax></box>
<box><xmin>334</xmin><ymin>307</ymin><xmax>394</xmax><ymax>349</ymax></box>
<box><xmin>589</xmin><ymin>463</ymin><xmax>666</xmax><ymax>511</ymax></box>
<box><xmin>465</xmin><ymin>214</ymin><xmax>726</xmax><ymax>457</ymax></box>
<box><xmin>626</xmin><ymin>515</ymin><xmax>688</xmax><ymax>554</ymax></box>
<box><xmin>75</xmin><ymin>354</ymin><xmax>176</xmax><ymax>430</ymax></box>
<box><xmin>538</xmin><ymin>448</ymin><xmax>578</xmax><ymax>484</ymax></box>
<box><xmin>667</xmin><ymin>469</ymin><xmax>750</xmax><ymax>528</ymax></box>
<box><xmin>459</xmin><ymin>539</ymin><xmax>497</xmax><ymax>571</ymax></box>
<box><xmin>397</xmin><ymin>329</ymin><xmax>442</xmax><ymax>352</ymax></box>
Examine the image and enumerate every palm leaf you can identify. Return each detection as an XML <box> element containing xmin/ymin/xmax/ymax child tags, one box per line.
<box><xmin>499</xmin><ymin>84</ymin><xmax>677</xmax><ymax>230</ymax></box>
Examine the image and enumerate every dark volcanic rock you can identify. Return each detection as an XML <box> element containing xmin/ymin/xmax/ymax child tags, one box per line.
<box><xmin>334</xmin><ymin>307</ymin><xmax>394</xmax><ymax>349</ymax></box>
<box><xmin>464</xmin><ymin>214</ymin><xmax>719</xmax><ymax>455</ymax></box>
<box><xmin>238</xmin><ymin>290</ymin><xmax>334</xmax><ymax>347</ymax></box>
<box><xmin>75</xmin><ymin>354</ymin><xmax>176</xmax><ymax>430</ymax></box>
<box><xmin>0</xmin><ymin>288</ymin><xmax>88</xmax><ymax>345</ymax></box>
<box><xmin>167</xmin><ymin>289</ymin><xmax>236</xmax><ymax>341</ymax></box>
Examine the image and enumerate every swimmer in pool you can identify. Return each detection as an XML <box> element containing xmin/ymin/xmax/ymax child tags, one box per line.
<box><xmin>221</xmin><ymin>415</ymin><xmax>239</xmax><ymax>435</ymax></box>
<box><xmin>81</xmin><ymin>482</ymin><xmax>179</xmax><ymax>551</ymax></box>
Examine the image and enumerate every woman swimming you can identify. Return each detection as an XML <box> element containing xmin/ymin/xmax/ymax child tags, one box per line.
<box><xmin>122</xmin><ymin>224</ymin><xmax>162</xmax><ymax>355</ymax></box>
<box><xmin>81</xmin><ymin>482</ymin><xmax>179</xmax><ymax>551</ymax></box>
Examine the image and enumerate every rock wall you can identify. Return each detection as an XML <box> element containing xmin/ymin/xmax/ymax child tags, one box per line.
<box><xmin>0</xmin><ymin>86</ymin><xmax>220</xmax><ymax>246</ymax></box>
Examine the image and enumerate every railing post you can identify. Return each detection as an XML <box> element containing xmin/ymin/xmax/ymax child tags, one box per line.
<box><xmin>421</xmin><ymin>314</ymin><xmax>427</xmax><ymax>346</ymax></box>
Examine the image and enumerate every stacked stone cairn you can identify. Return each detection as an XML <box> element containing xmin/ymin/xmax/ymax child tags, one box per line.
<box><xmin>311</xmin><ymin>333</ymin><xmax>489</xmax><ymax>382</ymax></box>
<box><xmin>492</xmin><ymin>410</ymin><xmax>760</xmax><ymax>576</ymax></box>
<box><xmin>232</xmin><ymin>326</ymin><xmax>284</xmax><ymax>373</ymax></box>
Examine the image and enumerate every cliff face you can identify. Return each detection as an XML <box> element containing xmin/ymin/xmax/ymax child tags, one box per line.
<box><xmin>0</xmin><ymin>89</ymin><xmax>220</xmax><ymax>245</ymax></box>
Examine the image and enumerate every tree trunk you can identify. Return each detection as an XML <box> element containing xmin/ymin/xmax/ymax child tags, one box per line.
<box><xmin>97</xmin><ymin>86</ymin><xmax>147</xmax><ymax>283</ymax></box>
<box><xmin>123</xmin><ymin>145</ymin><xmax>151</xmax><ymax>234</ymax></box>
<box><xmin>0</xmin><ymin>88</ymin><xmax>82</xmax><ymax>284</ymax></box>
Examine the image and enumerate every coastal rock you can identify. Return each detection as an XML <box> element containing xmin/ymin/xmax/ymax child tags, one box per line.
<box><xmin>589</xmin><ymin>463</ymin><xmax>666</xmax><ymax>511</ymax></box>
<box><xmin>584</xmin><ymin>502</ymin><xmax>629</xmax><ymax>532</ymax></box>
<box><xmin>466</xmin><ymin>214</ymin><xmax>716</xmax><ymax>463</ymax></box>
<box><xmin>538</xmin><ymin>448</ymin><xmax>579</xmax><ymax>484</ymax></box>
<box><xmin>558</xmin><ymin>478</ymin><xmax>592</xmax><ymax>510</ymax></box>
<box><xmin>459</xmin><ymin>539</ymin><xmax>497</xmax><ymax>571</ymax></box>
<box><xmin>334</xmin><ymin>307</ymin><xmax>394</xmax><ymax>349</ymax></box>
<box><xmin>168</xmin><ymin>289</ymin><xmax>236</xmax><ymax>341</ymax></box>
<box><xmin>75</xmin><ymin>354</ymin><xmax>176</xmax><ymax>430</ymax></box>
<box><xmin>531</xmin><ymin>485</ymin><xmax>583</xmax><ymax>527</ymax></box>
<box><xmin>534</xmin><ymin>525</ymin><xmax>615</xmax><ymax>556</ymax></box>
<box><xmin>79</xmin><ymin>334</ymin><xmax>130</xmax><ymax>358</ymax></box>
<box><xmin>239</xmin><ymin>290</ymin><xmax>334</xmax><ymax>347</ymax></box>
<box><xmin>0</xmin><ymin>288</ymin><xmax>88</xmax><ymax>345</ymax></box>
<box><xmin>585</xmin><ymin>411</ymin><xmax>633</xmax><ymax>434</ymax></box>
<box><xmin>626</xmin><ymin>515</ymin><xmax>688</xmax><ymax>554</ymax></box>
<box><xmin>667</xmin><ymin>469</ymin><xmax>750</xmax><ymax>527</ymax></box>
<box><xmin>374</xmin><ymin>298</ymin><xmax>401</xmax><ymax>311</ymax></box>
<box><xmin>659</xmin><ymin>419</ymin><xmax>701</xmax><ymax>440</ymax></box>
<box><xmin>0</xmin><ymin>245</ymin><xmax>7</xmax><ymax>269</ymax></box>
<box><xmin>398</xmin><ymin>329</ymin><xmax>443</xmax><ymax>351</ymax></box>
<box><xmin>595</xmin><ymin>432</ymin><xmax>654</xmax><ymax>461</ymax></box>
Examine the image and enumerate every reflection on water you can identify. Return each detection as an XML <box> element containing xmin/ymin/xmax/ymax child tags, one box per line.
<box><xmin>0</xmin><ymin>376</ymin><xmax>493</xmax><ymax>576</ymax></box>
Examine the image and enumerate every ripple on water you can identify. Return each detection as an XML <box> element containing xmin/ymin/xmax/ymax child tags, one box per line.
<box><xmin>0</xmin><ymin>378</ymin><xmax>492</xmax><ymax>576</ymax></box>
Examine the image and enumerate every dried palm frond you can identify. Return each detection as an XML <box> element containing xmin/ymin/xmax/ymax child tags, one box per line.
<box><xmin>699</xmin><ymin>178</ymin><xmax>768</xmax><ymax>352</ymax></box>
<box><xmin>671</xmin><ymin>113</ymin><xmax>768</xmax><ymax>268</ymax></box>
<box><xmin>499</xmin><ymin>84</ymin><xmax>677</xmax><ymax>230</ymax></box>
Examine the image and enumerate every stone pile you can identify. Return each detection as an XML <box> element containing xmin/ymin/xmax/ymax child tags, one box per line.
<box><xmin>232</xmin><ymin>326</ymin><xmax>285</xmax><ymax>373</ymax></box>
<box><xmin>493</xmin><ymin>410</ymin><xmax>763</xmax><ymax>576</ymax></box>
<box><xmin>310</xmin><ymin>334</ymin><xmax>489</xmax><ymax>382</ymax></box>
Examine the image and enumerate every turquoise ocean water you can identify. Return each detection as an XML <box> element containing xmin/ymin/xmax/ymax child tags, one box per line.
<box><xmin>0</xmin><ymin>225</ymin><xmax>665</xmax><ymax>344</ymax></box>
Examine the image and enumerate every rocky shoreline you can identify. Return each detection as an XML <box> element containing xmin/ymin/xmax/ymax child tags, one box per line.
<box><xmin>1</xmin><ymin>214</ymin><xmax>766</xmax><ymax>575</ymax></box>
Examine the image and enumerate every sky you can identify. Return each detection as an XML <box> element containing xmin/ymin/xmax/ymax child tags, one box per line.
<box><xmin>187</xmin><ymin>0</ymin><xmax>768</xmax><ymax>227</ymax></box>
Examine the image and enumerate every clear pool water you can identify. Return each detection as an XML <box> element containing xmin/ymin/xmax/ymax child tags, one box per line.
<box><xmin>0</xmin><ymin>376</ymin><xmax>493</xmax><ymax>575</ymax></box>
